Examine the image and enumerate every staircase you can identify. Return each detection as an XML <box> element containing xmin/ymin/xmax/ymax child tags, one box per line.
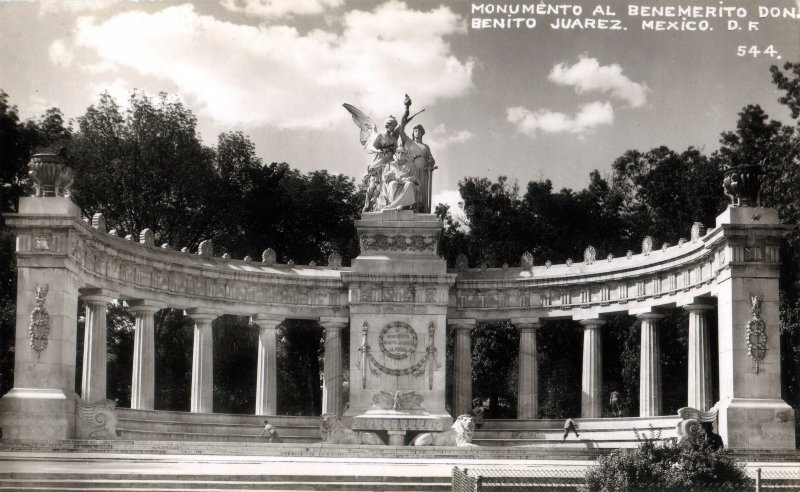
<box><xmin>0</xmin><ymin>411</ymin><xmax>687</xmax><ymax>491</ymax></box>
<box><xmin>116</xmin><ymin>409</ymin><xmax>681</xmax><ymax>449</ymax></box>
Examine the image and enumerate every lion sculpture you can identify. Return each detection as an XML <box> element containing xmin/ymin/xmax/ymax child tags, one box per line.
<box><xmin>411</xmin><ymin>414</ymin><xmax>477</xmax><ymax>447</ymax></box>
<box><xmin>319</xmin><ymin>413</ymin><xmax>385</xmax><ymax>445</ymax></box>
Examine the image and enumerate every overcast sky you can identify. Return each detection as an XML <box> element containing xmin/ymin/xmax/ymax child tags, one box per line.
<box><xmin>1</xmin><ymin>0</ymin><xmax>798</xmax><ymax>211</ymax></box>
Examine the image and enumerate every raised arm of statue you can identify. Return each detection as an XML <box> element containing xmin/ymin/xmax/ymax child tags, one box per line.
<box><xmin>397</xmin><ymin>94</ymin><xmax>412</xmax><ymax>147</ymax></box>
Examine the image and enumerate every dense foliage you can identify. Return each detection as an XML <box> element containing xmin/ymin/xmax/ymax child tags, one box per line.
<box><xmin>583</xmin><ymin>427</ymin><xmax>751</xmax><ymax>491</ymax></box>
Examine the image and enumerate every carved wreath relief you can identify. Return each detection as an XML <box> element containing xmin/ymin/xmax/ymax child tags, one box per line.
<box><xmin>29</xmin><ymin>284</ymin><xmax>50</xmax><ymax>361</ymax></box>
<box><xmin>746</xmin><ymin>294</ymin><xmax>767</xmax><ymax>374</ymax></box>
<box><xmin>379</xmin><ymin>322</ymin><xmax>418</xmax><ymax>359</ymax></box>
<box><xmin>358</xmin><ymin>321</ymin><xmax>440</xmax><ymax>388</ymax></box>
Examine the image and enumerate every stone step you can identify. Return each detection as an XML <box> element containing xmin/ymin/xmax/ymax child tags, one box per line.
<box><xmin>472</xmin><ymin>438</ymin><xmax>640</xmax><ymax>448</ymax></box>
<box><xmin>115</xmin><ymin>409</ymin><xmax>323</xmax><ymax>443</ymax></box>
<box><xmin>473</xmin><ymin>428</ymin><xmax>675</xmax><ymax>441</ymax></box>
<box><xmin>115</xmin><ymin>408</ymin><xmax>319</xmax><ymax>427</ymax></box>
<box><xmin>0</xmin><ymin>439</ymin><xmax>608</xmax><ymax>459</ymax></box>
<box><xmin>117</xmin><ymin>429</ymin><xmax>320</xmax><ymax>443</ymax></box>
<box><xmin>117</xmin><ymin>420</ymin><xmax>321</xmax><ymax>438</ymax></box>
<box><xmin>478</xmin><ymin>416</ymin><xmax>680</xmax><ymax>431</ymax></box>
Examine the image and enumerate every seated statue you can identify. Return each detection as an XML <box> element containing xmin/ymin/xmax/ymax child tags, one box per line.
<box><xmin>381</xmin><ymin>146</ymin><xmax>417</xmax><ymax>210</ymax></box>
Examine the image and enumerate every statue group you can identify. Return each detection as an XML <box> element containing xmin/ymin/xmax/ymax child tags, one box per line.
<box><xmin>344</xmin><ymin>95</ymin><xmax>436</xmax><ymax>213</ymax></box>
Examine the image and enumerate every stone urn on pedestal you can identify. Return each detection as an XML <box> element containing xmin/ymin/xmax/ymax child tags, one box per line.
<box><xmin>722</xmin><ymin>163</ymin><xmax>762</xmax><ymax>207</ymax></box>
<box><xmin>28</xmin><ymin>152</ymin><xmax>75</xmax><ymax>197</ymax></box>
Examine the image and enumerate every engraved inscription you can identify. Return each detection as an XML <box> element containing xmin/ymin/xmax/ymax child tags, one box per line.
<box><xmin>379</xmin><ymin>322</ymin><xmax>418</xmax><ymax>359</ymax></box>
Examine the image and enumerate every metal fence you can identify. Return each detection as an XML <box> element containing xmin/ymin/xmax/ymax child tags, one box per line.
<box><xmin>452</xmin><ymin>466</ymin><xmax>800</xmax><ymax>491</ymax></box>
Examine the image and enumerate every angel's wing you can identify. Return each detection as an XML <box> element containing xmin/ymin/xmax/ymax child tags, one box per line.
<box><xmin>372</xmin><ymin>390</ymin><xmax>395</xmax><ymax>409</ymax></box>
<box><xmin>343</xmin><ymin>103</ymin><xmax>378</xmax><ymax>149</ymax></box>
<box><xmin>397</xmin><ymin>390</ymin><xmax>423</xmax><ymax>409</ymax></box>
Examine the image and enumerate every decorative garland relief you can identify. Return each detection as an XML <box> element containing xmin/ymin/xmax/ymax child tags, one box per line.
<box><xmin>29</xmin><ymin>284</ymin><xmax>50</xmax><ymax>361</ymax></box>
<box><xmin>746</xmin><ymin>294</ymin><xmax>767</xmax><ymax>374</ymax></box>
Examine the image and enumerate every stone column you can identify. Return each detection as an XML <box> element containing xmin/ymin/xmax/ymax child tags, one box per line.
<box><xmin>580</xmin><ymin>319</ymin><xmax>605</xmax><ymax>418</ymax></box>
<box><xmin>638</xmin><ymin>313</ymin><xmax>664</xmax><ymax>417</ymax></box>
<box><xmin>79</xmin><ymin>289</ymin><xmax>114</xmax><ymax>403</ymax></box>
<box><xmin>320</xmin><ymin>317</ymin><xmax>348</xmax><ymax>416</ymax></box>
<box><xmin>685</xmin><ymin>304</ymin><xmax>714</xmax><ymax>411</ymax></box>
<box><xmin>252</xmin><ymin>314</ymin><xmax>282</xmax><ymax>416</ymax></box>
<box><xmin>513</xmin><ymin>318</ymin><xmax>541</xmax><ymax>419</ymax></box>
<box><xmin>128</xmin><ymin>300</ymin><xmax>165</xmax><ymax>410</ymax></box>
<box><xmin>449</xmin><ymin>319</ymin><xmax>476</xmax><ymax>416</ymax></box>
<box><xmin>186</xmin><ymin>308</ymin><xmax>221</xmax><ymax>414</ymax></box>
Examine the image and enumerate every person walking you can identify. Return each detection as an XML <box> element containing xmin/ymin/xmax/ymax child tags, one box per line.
<box><xmin>562</xmin><ymin>418</ymin><xmax>579</xmax><ymax>442</ymax></box>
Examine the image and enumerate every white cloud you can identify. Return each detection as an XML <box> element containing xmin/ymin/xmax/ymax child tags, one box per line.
<box><xmin>507</xmin><ymin>101</ymin><xmax>614</xmax><ymax>137</ymax></box>
<box><xmin>549</xmin><ymin>56</ymin><xmax>648</xmax><ymax>108</ymax></box>
<box><xmin>220</xmin><ymin>0</ymin><xmax>344</xmax><ymax>19</ymax></box>
<box><xmin>426</xmin><ymin>123</ymin><xmax>474</xmax><ymax>150</ymax></box>
<box><xmin>60</xmin><ymin>1</ymin><xmax>473</xmax><ymax>129</ymax></box>
<box><xmin>48</xmin><ymin>40</ymin><xmax>73</xmax><ymax>67</ymax></box>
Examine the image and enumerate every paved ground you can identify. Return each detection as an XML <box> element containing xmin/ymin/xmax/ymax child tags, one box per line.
<box><xmin>1</xmin><ymin>451</ymin><xmax>798</xmax><ymax>478</ymax></box>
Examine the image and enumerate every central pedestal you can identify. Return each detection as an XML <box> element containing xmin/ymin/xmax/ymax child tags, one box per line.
<box><xmin>342</xmin><ymin>210</ymin><xmax>454</xmax><ymax>434</ymax></box>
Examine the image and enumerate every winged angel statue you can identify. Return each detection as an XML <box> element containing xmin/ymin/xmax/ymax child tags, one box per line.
<box><xmin>344</xmin><ymin>95</ymin><xmax>436</xmax><ymax>213</ymax></box>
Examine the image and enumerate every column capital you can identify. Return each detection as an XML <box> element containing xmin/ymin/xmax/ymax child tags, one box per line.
<box><xmin>127</xmin><ymin>299</ymin><xmax>167</xmax><ymax>315</ymax></box>
<box><xmin>448</xmin><ymin>318</ymin><xmax>476</xmax><ymax>331</ymax></box>
<box><xmin>319</xmin><ymin>316</ymin><xmax>349</xmax><ymax>330</ymax></box>
<box><xmin>683</xmin><ymin>303</ymin><xmax>714</xmax><ymax>313</ymax></box>
<box><xmin>578</xmin><ymin>318</ymin><xmax>606</xmax><ymax>328</ymax></box>
<box><xmin>251</xmin><ymin>314</ymin><xmax>283</xmax><ymax>329</ymax></box>
<box><xmin>79</xmin><ymin>288</ymin><xmax>116</xmax><ymax>305</ymax></box>
<box><xmin>636</xmin><ymin>312</ymin><xmax>665</xmax><ymax>321</ymax></box>
<box><xmin>511</xmin><ymin>317</ymin><xmax>542</xmax><ymax>330</ymax></box>
<box><xmin>185</xmin><ymin>307</ymin><xmax>222</xmax><ymax>324</ymax></box>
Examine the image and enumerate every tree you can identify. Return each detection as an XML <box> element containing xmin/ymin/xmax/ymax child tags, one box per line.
<box><xmin>611</xmin><ymin>146</ymin><xmax>726</xmax><ymax>247</ymax></box>
<box><xmin>277</xmin><ymin>320</ymin><xmax>323</xmax><ymax>415</ymax></box>
<box><xmin>471</xmin><ymin>322</ymin><xmax>519</xmax><ymax>418</ymax></box>
<box><xmin>68</xmin><ymin>91</ymin><xmax>227</xmax><ymax>249</ymax></box>
<box><xmin>771</xmin><ymin>62</ymin><xmax>800</xmax><ymax>120</ymax></box>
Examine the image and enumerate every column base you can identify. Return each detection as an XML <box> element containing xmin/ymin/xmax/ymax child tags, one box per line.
<box><xmin>0</xmin><ymin>388</ymin><xmax>76</xmax><ymax>439</ymax></box>
<box><xmin>717</xmin><ymin>398</ymin><xmax>795</xmax><ymax>450</ymax></box>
